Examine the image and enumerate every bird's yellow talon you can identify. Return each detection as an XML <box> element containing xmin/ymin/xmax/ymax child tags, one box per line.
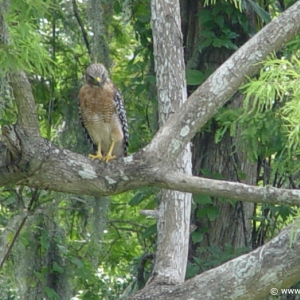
<box><xmin>103</xmin><ymin>154</ymin><xmax>116</xmax><ymax>162</ymax></box>
<box><xmin>88</xmin><ymin>153</ymin><xmax>103</xmax><ymax>160</ymax></box>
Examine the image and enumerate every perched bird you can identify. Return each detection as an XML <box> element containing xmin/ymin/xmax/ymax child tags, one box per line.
<box><xmin>78</xmin><ymin>63</ymin><xmax>129</xmax><ymax>162</ymax></box>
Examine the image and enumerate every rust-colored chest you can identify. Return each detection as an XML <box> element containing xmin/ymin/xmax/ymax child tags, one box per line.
<box><xmin>79</xmin><ymin>83</ymin><xmax>116</xmax><ymax>123</ymax></box>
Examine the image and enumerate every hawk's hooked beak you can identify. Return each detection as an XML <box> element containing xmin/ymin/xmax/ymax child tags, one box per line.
<box><xmin>95</xmin><ymin>77</ymin><xmax>101</xmax><ymax>86</ymax></box>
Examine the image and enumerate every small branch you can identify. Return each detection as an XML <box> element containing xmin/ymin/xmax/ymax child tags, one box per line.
<box><xmin>0</xmin><ymin>212</ymin><xmax>27</xmax><ymax>270</ymax></box>
<box><xmin>72</xmin><ymin>0</ymin><xmax>91</xmax><ymax>58</ymax></box>
<box><xmin>140</xmin><ymin>210</ymin><xmax>158</xmax><ymax>219</ymax></box>
<box><xmin>107</xmin><ymin>219</ymin><xmax>147</xmax><ymax>228</ymax></box>
<box><xmin>159</xmin><ymin>171</ymin><xmax>300</xmax><ymax>207</ymax></box>
<box><xmin>0</xmin><ymin>188</ymin><xmax>40</xmax><ymax>270</ymax></box>
<box><xmin>137</xmin><ymin>253</ymin><xmax>155</xmax><ymax>289</ymax></box>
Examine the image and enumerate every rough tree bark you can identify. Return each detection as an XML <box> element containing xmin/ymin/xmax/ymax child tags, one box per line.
<box><xmin>183</xmin><ymin>1</ymin><xmax>256</xmax><ymax>256</ymax></box>
<box><xmin>147</xmin><ymin>0</ymin><xmax>192</xmax><ymax>286</ymax></box>
<box><xmin>131</xmin><ymin>219</ymin><xmax>300</xmax><ymax>300</ymax></box>
<box><xmin>2</xmin><ymin>2</ymin><xmax>299</xmax><ymax>197</ymax></box>
<box><xmin>1</xmin><ymin>2</ymin><xmax>300</xmax><ymax>299</ymax></box>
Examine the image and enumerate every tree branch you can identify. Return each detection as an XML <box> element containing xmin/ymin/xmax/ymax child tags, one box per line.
<box><xmin>2</xmin><ymin>141</ymin><xmax>300</xmax><ymax>209</ymax></box>
<box><xmin>130</xmin><ymin>219</ymin><xmax>300</xmax><ymax>299</ymax></box>
<box><xmin>72</xmin><ymin>0</ymin><xmax>91</xmax><ymax>58</ymax></box>
<box><xmin>159</xmin><ymin>171</ymin><xmax>300</xmax><ymax>207</ymax></box>
<box><xmin>146</xmin><ymin>1</ymin><xmax>300</xmax><ymax>163</ymax></box>
<box><xmin>0</xmin><ymin>1</ymin><xmax>299</xmax><ymax>211</ymax></box>
<box><xmin>10</xmin><ymin>71</ymin><xmax>40</xmax><ymax>138</ymax></box>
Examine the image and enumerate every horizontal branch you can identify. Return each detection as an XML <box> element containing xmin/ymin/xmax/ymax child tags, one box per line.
<box><xmin>0</xmin><ymin>2</ymin><xmax>300</xmax><ymax>211</ymax></box>
<box><xmin>147</xmin><ymin>1</ymin><xmax>300</xmax><ymax>162</ymax></box>
<box><xmin>159</xmin><ymin>171</ymin><xmax>300</xmax><ymax>206</ymax></box>
<box><xmin>0</xmin><ymin>138</ymin><xmax>153</xmax><ymax>195</ymax></box>
<box><xmin>1</xmin><ymin>137</ymin><xmax>300</xmax><ymax>208</ymax></box>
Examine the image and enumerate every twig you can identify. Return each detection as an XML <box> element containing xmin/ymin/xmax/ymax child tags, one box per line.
<box><xmin>0</xmin><ymin>188</ymin><xmax>40</xmax><ymax>270</ymax></box>
<box><xmin>72</xmin><ymin>0</ymin><xmax>91</xmax><ymax>58</ymax></box>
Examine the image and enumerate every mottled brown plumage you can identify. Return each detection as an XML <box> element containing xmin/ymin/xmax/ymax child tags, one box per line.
<box><xmin>79</xmin><ymin>63</ymin><xmax>129</xmax><ymax>162</ymax></box>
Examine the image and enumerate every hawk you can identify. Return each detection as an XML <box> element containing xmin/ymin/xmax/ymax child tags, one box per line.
<box><xmin>79</xmin><ymin>63</ymin><xmax>129</xmax><ymax>162</ymax></box>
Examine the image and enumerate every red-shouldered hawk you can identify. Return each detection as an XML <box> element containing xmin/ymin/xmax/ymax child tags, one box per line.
<box><xmin>79</xmin><ymin>63</ymin><xmax>129</xmax><ymax>162</ymax></box>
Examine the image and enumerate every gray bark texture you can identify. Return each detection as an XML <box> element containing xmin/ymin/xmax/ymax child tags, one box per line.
<box><xmin>130</xmin><ymin>220</ymin><xmax>300</xmax><ymax>300</ymax></box>
<box><xmin>1</xmin><ymin>2</ymin><xmax>300</xmax><ymax>299</ymax></box>
<box><xmin>185</xmin><ymin>1</ymin><xmax>257</xmax><ymax>252</ymax></box>
<box><xmin>147</xmin><ymin>0</ymin><xmax>192</xmax><ymax>285</ymax></box>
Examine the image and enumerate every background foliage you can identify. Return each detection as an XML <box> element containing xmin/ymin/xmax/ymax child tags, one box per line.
<box><xmin>1</xmin><ymin>0</ymin><xmax>300</xmax><ymax>299</ymax></box>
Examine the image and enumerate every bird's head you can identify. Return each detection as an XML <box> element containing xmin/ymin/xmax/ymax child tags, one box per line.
<box><xmin>85</xmin><ymin>63</ymin><xmax>108</xmax><ymax>87</ymax></box>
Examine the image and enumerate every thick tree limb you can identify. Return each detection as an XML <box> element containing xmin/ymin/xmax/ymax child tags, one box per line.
<box><xmin>0</xmin><ymin>1</ymin><xmax>299</xmax><ymax>213</ymax></box>
<box><xmin>146</xmin><ymin>1</ymin><xmax>300</xmax><ymax>163</ymax></box>
<box><xmin>130</xmin><ymin>219</ymin><xmax>300</xmax><ymax>300</ymax></box>
<box><xmin>2</xmin><ymin>142</ymin><xmax>300</xmax><ymax>208</ymax></box>
<box><xmin>10</xmin><ymin>72</ymin><xmax>40</xmax><ymax>138</ymax></box>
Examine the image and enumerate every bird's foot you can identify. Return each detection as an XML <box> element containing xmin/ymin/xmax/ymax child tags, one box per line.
<box><xmin>103</xmin><ymin>154</ymin><xmax>116</xmax><ymax>162</ymax></box>
<box><xmin>88</xmin><ymin>153</ymin><xmax>104</xmax><ymax>160</ymax></box>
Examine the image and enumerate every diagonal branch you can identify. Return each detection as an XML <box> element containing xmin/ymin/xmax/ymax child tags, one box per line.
<box><xmin>72</xmin><ymin>0</ymin><xmax>91</xmax><ymax>58</ymax></box>
<box><xmin>146</xmin><ymin>1</ymin><xmax>300</xmax><ymax>163</ymax></box>
<box><xmin>130</xmin><ymin>219</ymin><xmax>300</xmax><ymax>299</ymax></box>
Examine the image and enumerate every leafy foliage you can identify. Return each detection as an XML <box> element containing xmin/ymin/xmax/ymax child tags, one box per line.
<box><xmin>0</xmin><ymin>0</ymin><xmax>156</xmax><ymax>298</ymax></box>
<box><xmin>197</xmin><ymin>2</ymin><xmax>251</xmax><ymax>52</ymax></box>
<box><xmin>1</xmin><ymin>0</ymin><xmax>54</xmax><ymax>74</ymax></box>
<box><xmin>1</xmin><ymin>0</ymin><xmax>300</xmax><ymax>298</ymax></box>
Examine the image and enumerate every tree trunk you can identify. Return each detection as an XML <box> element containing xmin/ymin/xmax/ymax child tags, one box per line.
<box><xmin>147</xmin><ymin>0</ymin><xmax>192</xmax><ymax>285</ymax></box>
<box><xmin>180</xmin><ymin>1</ymin><xmax>256</xmax><ymax>260</ymax></box>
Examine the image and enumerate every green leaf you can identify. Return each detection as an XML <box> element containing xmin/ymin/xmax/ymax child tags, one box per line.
<box><xmin>247</xmin><ymin>0</ymin><xmax>271</xmax><ymax>23</ymax></box>
<box><xmin>200</xmin><ymin>168</ymin><xmax>212</xmax><ymax>177</ymax></box>
<box><xmin>186</xmin><ymin>263</ymin><xmax>200</xmax><ymax>279</ymax></box>
<box><xmin>44</xmin><ymin>287</ymin><xmax>59</xmax><ymax>300</ymax></box>
<box><xmin>34</xmin><ymin>271</ymin><xmax>44</xmax><ymax>282</ymax></box>
<box><xmin>137</xmin><ymin>14</ymin><xmax>150</xmax><ymax>24</ymax></box>
<box><xmin>207</xmin><ymin>207</ymin><xmax>220</xmax><ymax>221</ymax></box>
<box><xmin>212</xmin><ymin>38</ymin><xmax>223</xmax><ymax>48</ymax></box>
<box><xmin>142</xmin><ymin>224</ymin><xmax>157</xmax><ymax>239</ymax></box>
<box><xmin>212</xmin><ymin>172</ymin><xmax>224</xmax><ymax>180</ymax></box>
<box><xmin>198</xmin><ymin>10</ymin><xmax>213</xmax><ymax>25</ymax></box>
<box><xmin>193</xmin><ymin>194</ymin><xmax>212</xmax><ymax>205</ymax></box>
<box><xmin>186</xmin><ymin>70</ymin><xmax>205</xmax><ymax>85</ymax></box>
<box><xmin>191</xmin><ymin>231</ymin><xmax>203</xmax><ymax>244</ymax></box>
<box><xmin>129</xmin><ymin>190</ymin><xmax>153</xmax><ymax>206</ymax></box>
<box><xmin>3</xmin><ymin>195</ymin><xmax>16</xmax><ymax>205</ymax></box>
<box><xmin>52</xmin><ymin>262</ymin><xmax>63</xmax><ymax>274</ymax></box>
<box><xmin>128</xmin><ymin>192</ymin><xmax>145</xmax><ymax>206</ymax></box>
<box><xmin>70</xmin><ymin>257</ymin><xmax>83</xmax><ymax>269</ymax></box>
<box><xmin>193</xmin><ymin>256</ymin><xmax>203</xmax><ymax>265</ymax></box>
<box><xmin>214</xmin><ymin>15</ymin><xmax>224</xmax><ymax>27</ymax></box>
<box><xmin>196</xmin><ymin>207</ymin><xmax>208</xmax><ymax>218</ymax></box>
<box><xmin>198</xmin><ymin>39</ymin><xmax>213</xmax><ymax>52</ymax></box>
<box><xmin>113</xmin><ymin>0</ymin><xmax>121</xmax><ymax>13</ymax></box>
